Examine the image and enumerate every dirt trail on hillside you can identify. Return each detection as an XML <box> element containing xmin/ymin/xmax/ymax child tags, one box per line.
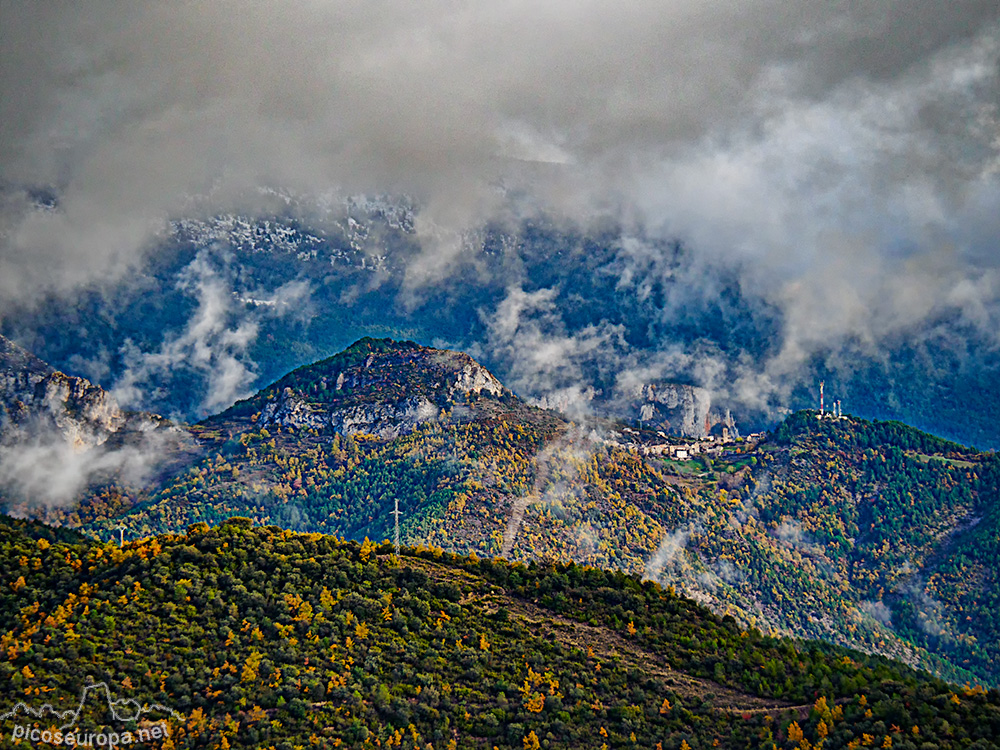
<box><xmin>500</xmin><ymin>496</ymin><xmax>530</xmax><ymax>557</ymax></box>
<box><xmin>500</xmin><ymin>448</ymin><xmax>557</xmax><ymax>557</ymax></box>
<box><xmin>405</xmin><ymin>557</ymin><xmax>808</xmax><ymax>715</ymax></box>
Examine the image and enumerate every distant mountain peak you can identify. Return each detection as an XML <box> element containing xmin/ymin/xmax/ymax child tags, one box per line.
<box><xmin>0</xmin><ymin>333</ymin><xmax>52</xmax><ymax>376</ymax></box>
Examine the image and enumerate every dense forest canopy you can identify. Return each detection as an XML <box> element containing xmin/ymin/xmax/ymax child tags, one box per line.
<box><xmin>3</xmin><ymin>516</ymin><xmax>1000</xmax><ymax>749</ymax></box>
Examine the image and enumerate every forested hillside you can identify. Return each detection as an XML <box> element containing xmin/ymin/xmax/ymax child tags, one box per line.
<box><xmin>3</xmin><ymin>516</ymin><xmax>999</xmax><ymax>749</ymax></box>
<box><xmin>4</xmin><ymin>339</ymin><xmax>999</xmax><ymax>691</ymax></box>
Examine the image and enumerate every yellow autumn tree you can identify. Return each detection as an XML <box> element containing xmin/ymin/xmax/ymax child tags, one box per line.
<box><xmin>320</xmin><ymin>587</ymin><xmax>335</xmax><ymax>610</ymax></box>
<box><xmin>241</xmin><ymin>651</ymin><xmax>262</xmax><ymax>684</ymax></box>
<box><xmin>525</xmin><ymin>693</ymin><xmax>545</xmax><ymax>713</ymax></box>
<box><xmin>788</xmin><ymin>722</ymin><xmax>804</xmax><ymax>743</ymax></box>
<box><xmin>814</xmin><ymin>695</ymin><xmax>831</xmax><ymax>719</ymax></box>
<box><xmin>359</xmin><ymin>537</ymin><xmax>374</xmax><ymax>562</ymax></box>
<box><xmin>294</xmin><ymin>601</ymin><xmax>314</xmax><ymax>624</ymax></box>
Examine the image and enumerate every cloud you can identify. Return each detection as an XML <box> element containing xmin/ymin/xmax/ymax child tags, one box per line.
<box><xmin>111</xmin><ymin>250</ymin><xmax>312</xmax><ymax>418</ymax></box>
<box><xmin>900</xmin><ymin>577</ymin><xmax>947</xmax><ymax>637</ymax></box>
<box><xmin>476</xmin><ymin>279</ymin><xmax>768</xmax><ymax>421</ymax></box>
<box><xmin>1</xmin><ymin>0</ymin><xmax>998</xmax><ymax>421</ymax></box>
<box><xmin>500</xmin><ymin>421</ymin><xmax>606</xmax><ymax>556</ymax></box>
<box><xmin>0</xmin><ymin>422</ymin><xmax>181</xmax><ymax>508</ymax></box>
<box><xmin>775</xmin><ymin>518</ymin><xmax>812</xmax><ymax>547</ymax></box>
<box><xmin>479</xmin><ymin>285</ymin><xmax>627</xmax><ymax>413</ymax></box>
<box><xmin>628</xmin><ymin>25</ymin><xmax>1000</xmax><ymax>404</ymax></box>
<box><xmin>859</xmin><ymin>600</ymin><xmax>894</xmax><ymax>628</ymax></box>
<box><xmin>644</xmin><ymin>521</ymin><xmax>703</xmax><ymax>581</ymax></box>
<box><xmin>715</xmin><ymin>558</ymin><xmax>742</xmax><ymax>585</ymax></box>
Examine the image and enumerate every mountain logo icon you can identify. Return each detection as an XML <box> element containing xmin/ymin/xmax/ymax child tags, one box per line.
<box><xmin>1</xmin><ymin>681</ymin><xmax>183</xmax><ymax>745</ymax></box>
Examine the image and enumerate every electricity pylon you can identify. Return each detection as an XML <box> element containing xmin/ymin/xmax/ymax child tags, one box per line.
<box><xmin>391</xmin><ymin>498</ymin><xmax>402</xmax><ymax>557</ymax></box>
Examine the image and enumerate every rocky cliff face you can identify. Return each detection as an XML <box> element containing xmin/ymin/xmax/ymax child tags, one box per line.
<box><xmin>522</xmin><ymin>372</ymin><xmax>714</xmax><ymax>438</ymax></box>
<box><xmin>452</xmin><ymin>361</ymin><xmax>505</xmax><ymax>398</ymax></box>
<box><xmin>625</xmin><ymin>382</ymin><xmax>712</xmax><ymax>437</ymax></box>
<box><xmin>260</xmin><ymin>389</ymin><xmax>443</xmax><ymax>439</ymax></box>
<box><xmin>1</xmin><ymin>334</ymin><xmax>146</xmax><ymax>450</ymax></box>
<box><xmin>0</xmin><ymin>369</ymin><xmax>129</xmax><ymax>449</ymax></box>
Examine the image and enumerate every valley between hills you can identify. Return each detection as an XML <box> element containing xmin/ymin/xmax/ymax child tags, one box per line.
<box><xmin>3</xmin><ymin>335</ymin><xmax>1000</xmax><ymax>691</ymax></box>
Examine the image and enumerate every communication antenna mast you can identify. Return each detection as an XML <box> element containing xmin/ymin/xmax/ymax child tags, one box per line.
<box><xmin>391</xmin><ymin>498</ymin><xmax>402</xmax><ymax>557</ymax></box>
<box><xmin>819</xmin><ymin>381</ymin><xmax>825</xmax><ymax>416</ymax></box>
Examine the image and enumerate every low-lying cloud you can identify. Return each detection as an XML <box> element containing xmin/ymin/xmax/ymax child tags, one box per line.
<box><xmin>112</xmin><ymin>250</ymin><xmax>312</xmax><ymax>418</ymax></box>
<box><xmin>860</xmin><ymin>600</ymin><xmax>894</xmax><ymax>628</ymax></box>
<box><xmin>478</xmin><ymin>286</ymin><xmax>626</xmax><ymax>414</ymax></box>
<box><xmin>0</xmin><ymin>423</ymin><xmax>180</xmax><ymax>508</ymax></box>
<box><xmin>644</xmin><ymin>520</ymin><xmax>704</xmax><ymax>581</ymax></box>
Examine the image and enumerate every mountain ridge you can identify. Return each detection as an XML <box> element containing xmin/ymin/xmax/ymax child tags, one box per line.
<box><xmin>5</xmin><ymin>206</ymin><xmax>998</xmax><ymax>448</ymax></box>
<box><xmin>212</xmin><ymin>337</ymin><xmax>510</xmax><ymax>439</ymax></box>
<box><xmin>0</xmin><ymin>332</ymin><xmax>51</xmax><ymax>376</ymax></box>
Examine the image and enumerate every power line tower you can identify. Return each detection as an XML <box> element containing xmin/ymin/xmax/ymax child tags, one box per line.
<box><xmin>391</xmin><ymin>498</ymin><xmax>402</xmax><ymax>558</ymax></box>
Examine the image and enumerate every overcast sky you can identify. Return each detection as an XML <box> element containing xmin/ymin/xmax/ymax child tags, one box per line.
<box><xmin>2</xmin><ymin>1</ymin><xmax>999</xmax><ymax>403</ymax></box>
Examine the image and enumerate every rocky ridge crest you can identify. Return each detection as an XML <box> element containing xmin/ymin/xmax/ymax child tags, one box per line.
<box><xmin>247</xmin><ymin>338</ymin><xmax>507</xmax><ymax>438</ymax></box>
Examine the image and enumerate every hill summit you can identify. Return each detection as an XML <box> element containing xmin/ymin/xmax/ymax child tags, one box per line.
<box><xmin>218</xmin><ymin>337</ymin><xmax>509</xmax><ymax>438</ymax></box>
<box><xmin>5</xmin><ymin>515</ymin><xmax>1000</xmax><ymax>749</ymax></box>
